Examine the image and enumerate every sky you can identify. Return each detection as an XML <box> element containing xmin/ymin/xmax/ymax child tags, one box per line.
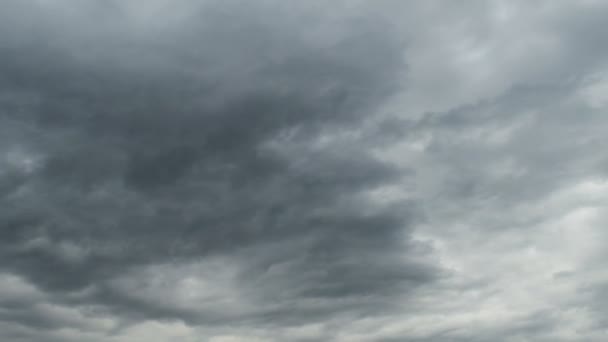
<box><xmin>1</xmin><ymin>1</ymin><xmax>608</xmax><ymax>341</ymax></box>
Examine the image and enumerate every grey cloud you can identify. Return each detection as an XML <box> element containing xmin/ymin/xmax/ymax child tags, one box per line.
<box><xmin>0</xmin><ymin>0</ymin><xmax>438</xmax><ymax>337</ymax></box>
<box><xmin>4</xmin><ymin>1</ymin><xmax>608</xmax><ymax>341</ymax></box>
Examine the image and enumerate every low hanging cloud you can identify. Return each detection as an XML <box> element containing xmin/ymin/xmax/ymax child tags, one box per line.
<box><xmin>2</xmin><ymin>1</ymin><xmax>608</xmax><ymax>341</ymax></box>
<box><xmin>0</xmin><ymin>0</ymin><xmax>436</xmax><ymax>337</ymax></box>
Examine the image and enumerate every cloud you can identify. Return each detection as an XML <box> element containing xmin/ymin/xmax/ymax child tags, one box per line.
<box><xmin>0</xmin><ymin>0</ymin><xmax>438</xmax><ymax>339</ymax></box>
<box><xmin>2</xmin><ymin>0</ymin><xmax>608</xmax><ymax>341</ymax></box>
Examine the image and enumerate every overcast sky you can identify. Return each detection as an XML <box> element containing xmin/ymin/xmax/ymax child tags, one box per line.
<box><xmin>1</xmin><ymin>1</ymin><xmax>608</xmax><ymax>341</ymax></box>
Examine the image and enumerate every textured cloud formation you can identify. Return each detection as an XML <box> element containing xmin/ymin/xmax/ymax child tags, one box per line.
<box><xmin>1</xmin><ymin>1</ymin><xmax>608</xmax><ymax>341</ymax></box>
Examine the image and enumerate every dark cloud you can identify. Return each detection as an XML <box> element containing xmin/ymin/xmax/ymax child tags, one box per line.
<box><xmin>4</xmin><ymin>1</ymin><xmax>608</xmax><ymax>341</ymax></box>
<box><xmin>0</xmin><ymin>0</ymin><xmax>439</xmax><ymax>338</ymax></box>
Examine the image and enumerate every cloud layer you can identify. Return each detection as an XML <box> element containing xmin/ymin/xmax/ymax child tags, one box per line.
<box><xmin>1</xmin><ymin>1</ymin><xmax>608</xmax><ymax>341</ymax></box>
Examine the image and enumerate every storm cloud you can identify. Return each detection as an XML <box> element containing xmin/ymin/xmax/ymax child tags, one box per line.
<box><xmin>2</xmin><ymin>1</ymin><xmax>608</xmax><ymax>341</ymax></box>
